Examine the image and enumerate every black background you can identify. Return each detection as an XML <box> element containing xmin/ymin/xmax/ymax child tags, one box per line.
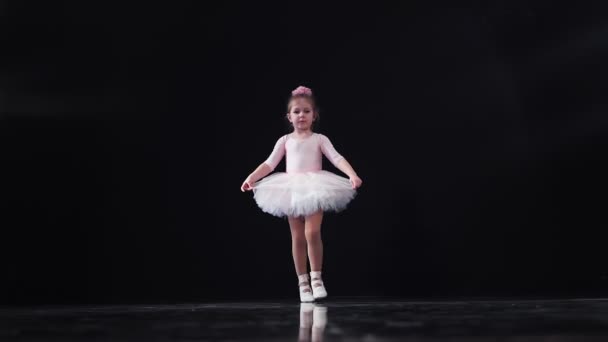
<box><xmin>2</xmin><ymin>1</ymin><xmax>608</xmax><ymax>305</ymax></box>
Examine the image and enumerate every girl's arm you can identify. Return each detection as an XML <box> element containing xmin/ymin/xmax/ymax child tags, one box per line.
<box><xmin>319</xmin><ymin>134</ymin><xmax>363</xmax><ymax>189</ymax></box>
<box><xmin>336</xmin><ymin>158</ymin><xmax>357</xmax><ymax>178</ymax></box>
<box><xmin>247</xmin><ymin>162</ymin><xmax>272</xmax><ymax>183</ymax></box>
<box><xmin>337</xmin><ymin>159</ymin><xmax>363</xmax><ymax>189</ymax></box>
<box><xmin>241</xmin><ymin>136</ymin><xmax>286</xmax><ymax>192</ymax></box>
<box><xmin>241</xmin><ymin>162</ymin><xmax>272</xmax><ymax>192</ymax></box>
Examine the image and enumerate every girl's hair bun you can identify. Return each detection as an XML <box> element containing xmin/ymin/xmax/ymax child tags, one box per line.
<box><xmin>291</xmin><ymin>86</ymin><xmax>313</xmax><ymax>96</ymax></box>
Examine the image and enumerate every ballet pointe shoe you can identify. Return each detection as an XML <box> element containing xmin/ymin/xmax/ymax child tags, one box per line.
<box><xmin>310</xmin><ymin>271</ymin><xmax>327</xmax><ymax>300</ymax></box>
<box><xmin>298</xmin><ymin>274</ymin><xmax>314</xmax><ymax>303</ymax></box>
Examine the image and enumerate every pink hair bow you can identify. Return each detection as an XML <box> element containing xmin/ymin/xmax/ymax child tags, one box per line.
<box><xmin>292</xmin><ymin>86</ymin><xmax>313</xmax><ymax>96</ymax></box>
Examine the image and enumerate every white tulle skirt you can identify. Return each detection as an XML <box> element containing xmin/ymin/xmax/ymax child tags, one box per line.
<box><xmin>252</xmin><ymin>170</ymin><xmax>356</xmax><ymax>218</ymax></box>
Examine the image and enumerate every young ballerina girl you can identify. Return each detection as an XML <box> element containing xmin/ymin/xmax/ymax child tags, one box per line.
<box><xmin>240</xmin><ymin>85</ymin><xmax>363</xmax><ymax>302</ymax></box>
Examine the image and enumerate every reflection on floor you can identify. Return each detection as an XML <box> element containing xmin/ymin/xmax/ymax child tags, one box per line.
<box><xmin>299</xmin><ymin>303</ymin><xmax>326</xmax><ymax>342</ymax></box>
<box><xmin>2</xmin><ymin>297</ymin><xmax>608</xmax><ymax>341</ymax></box>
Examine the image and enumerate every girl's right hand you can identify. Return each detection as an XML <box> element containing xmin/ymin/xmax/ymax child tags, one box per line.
<box><xmin>240</xmin><ymin>178</ymin><xmax>254</xmax><ymax>192</ymax></box>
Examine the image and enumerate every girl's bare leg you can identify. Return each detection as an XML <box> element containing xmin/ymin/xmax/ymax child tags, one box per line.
<box><xmin>305</xmin><ymin>210</ymin><xmax>324</xmax><ymax>272</ymax></box>
<box><xmin>289</xmin><ymin>216</ymin><xmax>308</xmax><ymax>276</ymax></box>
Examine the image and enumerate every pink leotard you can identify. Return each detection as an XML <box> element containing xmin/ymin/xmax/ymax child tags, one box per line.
<box><xmin>264</xmin><ymin>133</ymin><xmax>344</xmax><ymax>174</ymax></box>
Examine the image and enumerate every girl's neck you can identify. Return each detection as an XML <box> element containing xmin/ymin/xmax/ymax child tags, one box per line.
<box><xmin>292</xmin><ymin>129</ymin><xmax>313</xmax><ymax>138</ymax></box>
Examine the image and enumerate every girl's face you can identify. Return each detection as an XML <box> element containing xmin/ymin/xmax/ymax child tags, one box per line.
<box><xmin>287</xmin><ymin>98</ymin><xmax>316</xmax><ymax>131</ymax></box>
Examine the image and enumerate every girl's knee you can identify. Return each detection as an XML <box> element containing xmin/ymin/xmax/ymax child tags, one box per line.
<box><xmin>292</xmin><ymin>231</ymin><xmax>307</xmax><ymax>242</ymax></box>
<box><xmin>305</xmin><ymin>227</ymin><xmax>321</xmax><ymax>241</ymax></box>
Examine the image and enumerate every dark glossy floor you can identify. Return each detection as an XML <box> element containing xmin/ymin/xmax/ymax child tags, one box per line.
<box><xmin>2</xmin><ymin>297</ymin><xmax>608</xmax><ymax>341</ymax></box>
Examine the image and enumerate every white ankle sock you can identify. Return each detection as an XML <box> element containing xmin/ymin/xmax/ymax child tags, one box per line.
<box><xmin>310</xmin><ymin>271</ymin><xmax>322</xmax><ymax>279</ymax></box>
<box><xmin>298</xmin><ymin>273</ymin><xmax>310</xmax><ymax>283</ymax></box>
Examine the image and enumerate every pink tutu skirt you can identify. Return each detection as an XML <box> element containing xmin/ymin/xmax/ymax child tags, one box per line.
<box><xmin>252</xmin><ymin>170</ymin><xmax>356</xmax><ymax>218</ymax></box>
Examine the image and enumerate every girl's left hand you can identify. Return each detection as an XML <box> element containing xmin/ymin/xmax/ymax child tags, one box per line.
<box><xmin>349</xmin><ymin>175</ymin><xmax>363</xmax><ymax>189</ymax></box>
